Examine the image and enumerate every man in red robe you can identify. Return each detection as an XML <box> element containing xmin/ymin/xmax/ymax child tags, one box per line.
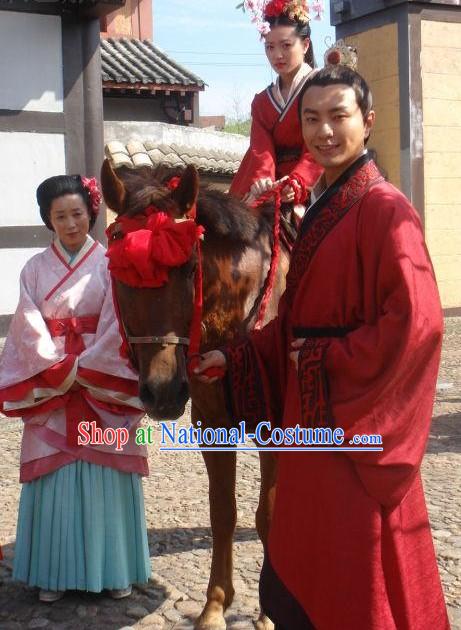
<box><xmin>195</xmin><ymin>65</ymin><xmax>449</xmax><ymax>629</ymax></box>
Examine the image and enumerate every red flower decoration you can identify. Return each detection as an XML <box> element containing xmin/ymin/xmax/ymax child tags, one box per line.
<box><xmin>81</xmin><ymin>177</ymin><xmax>102</xmax><ymax>215</ymax></box>
<box><xmin>264</xmin><ymin>0</ymin><xmax>286</xmax><ymax>18</ymax></box>
<box><xmin>167</xmin><ymin>176</ymin><xmax>181</xmax><ymax>191</ymax></box>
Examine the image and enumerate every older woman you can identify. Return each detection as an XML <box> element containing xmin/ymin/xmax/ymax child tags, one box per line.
<box><xmin>0</xmin><ymin>175</ymin><xmax>150</xmax><ymax>602</ymax></box>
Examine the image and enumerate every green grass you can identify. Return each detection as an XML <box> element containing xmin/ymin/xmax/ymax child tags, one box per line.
<box><xmin>223</xmin><ymin>119</ymin><xmax>251</xmax><ymax>136</ymax></box>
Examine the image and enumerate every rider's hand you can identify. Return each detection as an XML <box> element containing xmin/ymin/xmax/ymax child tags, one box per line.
<box><xmin>277</xmin><ymin>176</ymin><xmax>295</xmax><ymax>203</ymax></box>
<box><xmin>193</xmin><ymin>350</ymin><xmax>227</xmax><ymax>384</ymax></box>
<box><xmin>249</xmin><ymin>178</ymin><xmax>275</xmax><ymax>199</ymax></box>
<box><xmin>280</xmin><ymin>185</ymin><xmax>295</xmax><ymax>203</ymax></box>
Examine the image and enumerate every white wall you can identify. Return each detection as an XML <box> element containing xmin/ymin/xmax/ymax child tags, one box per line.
<box><xmin>0</xmin><ymin>132</ymin><xmax>66</xmax><ymax>226</ymax></box>
<box><xmin>0</xmin><ymin>132</ymin><xmax>64</xmax><ymax>317</ymax></box>
<box><xmin>0</xmin><ymin>249</ymin><xmax>48</xmax><ymax>315</ymax></box>
<box><xmin>0</xmin><ymin>12</ymin><xmax>63</xmax><ymax>112</ymax></box>
<box><xmin>0</xmin><ymin>12</ymin><xmax>65</xmax><ymax>323</ymax></box>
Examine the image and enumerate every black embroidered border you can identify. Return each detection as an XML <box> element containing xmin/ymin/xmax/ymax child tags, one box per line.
<box><xmin>224</xmin><ymin>339</ymin><xmax>270</xmax><ymax>430</ymax></box>
<box><xmin>286</xmin><ymin>158</ymin><xmax>384</xmax><ymax>307</ymax></box>
<box><xmin>298</xmin><ymin>338</ymin><xmax>332</xmax><ymax>428</ymax></box>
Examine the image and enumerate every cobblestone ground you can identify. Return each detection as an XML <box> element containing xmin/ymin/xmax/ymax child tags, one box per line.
<box><xmin>0</xmin><ymin>319</ymin><xmax>460</xmax><ymax>630</ymax></box>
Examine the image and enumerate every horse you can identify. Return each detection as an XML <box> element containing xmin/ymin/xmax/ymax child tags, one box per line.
<box><xmin>101</xmin><ymin>159</ymin><xmax>291</xmax><ymax>630</ymax></box>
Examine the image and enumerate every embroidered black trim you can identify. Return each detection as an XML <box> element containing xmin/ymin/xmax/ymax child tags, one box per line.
<box><xmin>298</xmin><ymin>338</ymin><xmax>332</xmax><ymax>428</ymax></box>
<box><xmin>224</xmin><ymin>340</ymin><xmax>269</xmax><ymax>430</ymax></box>
<box><xmin>285</xmin><ymin>156</ymin><xmax>384</xmax><ymax>307</ymax></box>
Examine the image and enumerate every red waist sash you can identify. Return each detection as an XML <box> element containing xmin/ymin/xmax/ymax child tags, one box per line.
<box><xmin>46</xmin><ymin>315</ymin><xmax>99</xmax><ymax>355</ymax></box>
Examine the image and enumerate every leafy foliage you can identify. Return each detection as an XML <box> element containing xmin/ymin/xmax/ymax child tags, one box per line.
<box><xmin>223</xmin><ymin>118</ymin><xmax>251</xmax><ymax>136</ymax></box>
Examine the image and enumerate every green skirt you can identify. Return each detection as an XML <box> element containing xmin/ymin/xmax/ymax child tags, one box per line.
<box><xmin>13</xmin><ymin>461</ymin><xmax>151</xmax><ymax>592</ymax></box>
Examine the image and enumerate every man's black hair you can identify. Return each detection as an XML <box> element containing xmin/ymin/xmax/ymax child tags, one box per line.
<box><xmin>298</xmin><ymin>65</ymin><xmax>373</xmax><ymax>121</ymax></box>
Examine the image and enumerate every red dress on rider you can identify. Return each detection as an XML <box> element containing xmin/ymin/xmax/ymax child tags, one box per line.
<box><xmin>230</xmin><ymin>70</ymin><xmax>323</xmax><ymax>201</ymax></box>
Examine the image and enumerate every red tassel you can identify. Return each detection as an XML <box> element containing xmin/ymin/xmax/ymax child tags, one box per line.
<box><xmin>187</xmin><ymin>238</ymin><xmax>225</xmax><ymax>380</ymax></box>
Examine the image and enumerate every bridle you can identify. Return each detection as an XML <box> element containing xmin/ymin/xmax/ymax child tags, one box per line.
<box><xmin>106</xmin><ymin>198</ymin><xmax>206</xmax><ymax>375</ymax></box>
<box><xmin>108</xmin><ymin>173</ymin><xmax>306</xmax><ymax>378</ymax></box>
<box><xmin>127</xmin><ymin>335</ymin><xmax>190</xmax><ymax>348</ymax></box>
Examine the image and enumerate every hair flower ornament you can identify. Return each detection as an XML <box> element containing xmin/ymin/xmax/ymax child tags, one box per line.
<box><xmin>81</xmin><ymin>177</ymin><xmax>102</xmax><ymax>215</ymax></box>
<box><xmin>324</xmin><ymin>39</ymin><xmax>358</xmax><ymax>70</ymax></box>
<box><xmin>237</xmin><ymin>0</ymin><xmax>323</xmax><ymax>36</ymax></box>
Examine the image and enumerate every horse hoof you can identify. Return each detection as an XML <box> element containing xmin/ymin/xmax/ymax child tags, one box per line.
<box><xmin>254</xmin><ymin>613</ymin><xmax>275</xmax><ymax>630</ymax></box>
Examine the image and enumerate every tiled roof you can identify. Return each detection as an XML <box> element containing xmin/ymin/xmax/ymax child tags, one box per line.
<box><xmin>101</xmin><ymin>38</ymin><xmax>205</xmax><ymax>89</ymax></box>
<box><xmin>105</xmin><ymin>139</ymin><xmax>243</xmax><ymax>178</ymax></box>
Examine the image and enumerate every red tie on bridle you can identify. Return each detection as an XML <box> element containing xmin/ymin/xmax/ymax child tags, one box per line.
<box><xmin>186</xmin><ymin>174</ymin><xmax>306</xmax><ymax>378</ymax></box>
<box><xmin>186</xmin><ymin>236</ymin><xmax>226</xmax><ymax>380</ymax></box>
<box><xmin>107</xmin><ymin>174</ymin><xmax>306</xmax><ymax>382</ymax></box>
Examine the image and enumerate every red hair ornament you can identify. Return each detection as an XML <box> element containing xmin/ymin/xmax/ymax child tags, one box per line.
<box><xmin>324</xmin><ymin>39</ymin><xmax>358</xmax><ymax>70</ymax></box>
<box><xmin>81</xmin><ymin>176</ymin><xmax>102</xmax><ymax>214</ymax></box>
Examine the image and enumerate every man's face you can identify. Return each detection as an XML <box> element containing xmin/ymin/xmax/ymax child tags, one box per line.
<box><xmin>300</xmin><ymin>84</ymin><xmax>375</xmax><ymax>183</ymax></box>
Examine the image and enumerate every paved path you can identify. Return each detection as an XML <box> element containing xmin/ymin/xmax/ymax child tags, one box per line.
<box><xmin>1</xmin><ymin>319</ymin><xmax>460</xmax><ymax>629</ymax></box>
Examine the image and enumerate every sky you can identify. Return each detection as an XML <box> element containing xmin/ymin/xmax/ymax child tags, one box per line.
<box><xmin>153</xmin><ymin>1</ymin><xmax>335</xmax><ymax>119</ymax></box>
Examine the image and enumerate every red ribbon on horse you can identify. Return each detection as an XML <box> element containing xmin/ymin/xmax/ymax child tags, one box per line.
<box><xmin>106</xmin><ymin>208</ymin><xmax>203</xmax><ymax>289</ymax></box>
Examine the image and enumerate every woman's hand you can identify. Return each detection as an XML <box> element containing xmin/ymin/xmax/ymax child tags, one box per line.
<box><xmin>193</xmin><ymin>350</ymin><xmax>227</xmax><ymax>384</ymax></box>
<box><xmin>289</xmin><ymin>338</ymin><xmax>306</xmax><ymax>371</ymax></box>
<box><xmin>243</xmin><ymin>178</ymin><xmax>275</xmax><ymax>205</ymax></box>
<box><xmin>243</xmin><ymin>176</ymin><xmax>295</xmax><ymax>205</ymax></box>
<box><xmin>277</xmin><ymin>176</ymin><xmax>295</xmax><ymax>203</ymax></box>
<box><xmin>250</xmin><ymin>178</ymin><xmax>275</xmax><ymax>198</ymax></box>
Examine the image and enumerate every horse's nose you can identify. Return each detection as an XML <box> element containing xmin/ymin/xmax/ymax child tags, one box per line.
<box><xmin>139</xmin><ymin>379</ymin><xmax>189</xmax><ymax>420</ymax></box>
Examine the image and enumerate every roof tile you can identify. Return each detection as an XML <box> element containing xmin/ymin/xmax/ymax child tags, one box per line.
<box><xmin>105</xmin><ymin>139</ymin><xmax>244</xmax><ymax>177</ymax></box>
<box><xmin>101</xmin><ymin>38</ymin><xmax>205</xmax><ymax>89</ymax></box>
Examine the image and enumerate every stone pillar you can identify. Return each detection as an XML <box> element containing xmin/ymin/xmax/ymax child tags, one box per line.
<box><xmin>331</xmin><ymin>0</ymin><xmax>461</xmax><ymax>312</ymax></box>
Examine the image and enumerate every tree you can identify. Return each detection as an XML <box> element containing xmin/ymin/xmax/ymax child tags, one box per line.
<box><xmin>223</xmin><ymin>85</ymin><xmax>251</xmax><ymax>136</ymax></box>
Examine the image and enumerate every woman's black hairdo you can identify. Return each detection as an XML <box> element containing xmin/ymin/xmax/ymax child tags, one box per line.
<box><xmin>297</xmin><ymin>64</ymin><xmax>373</xmax><ymax>121</ymax></box>
<box><xmin>36</xmin><ymin>174</ymin><xmax>95</xmax><ymax>231</ymax></box>
<box><xmin>266</xmin><ymin>14</ymin><xmax>315</xmax><ymax>67</ymax></box>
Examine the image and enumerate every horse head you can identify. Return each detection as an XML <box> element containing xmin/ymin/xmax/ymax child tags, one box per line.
<box><xmin>101</xmin><ymin>159</ymin><xmax>200</xmax><ymax>420</ymax></box>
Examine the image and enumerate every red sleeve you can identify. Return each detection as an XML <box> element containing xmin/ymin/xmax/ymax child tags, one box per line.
<box><xmin>0</xmin><ymin>355</ymin><xmax>77</xmax><ymax>419</ymax></box>
<box><xmin>225</xmin><ymin>297</ymin><xmax>289</xmax><ymax>430</ymax></box>
<box><xmin>323</xmin><ymin>191</ymin><xmax>443</xmax><ymax>506</ymax></box>
<box><xmin>230</xmin><ymin>95</ymin><xmax>276</xmax><ymax>198</ymax></box>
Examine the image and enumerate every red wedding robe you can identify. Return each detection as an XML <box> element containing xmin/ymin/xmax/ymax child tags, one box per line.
<box><xmin>225</xmin><ymin>154</ymin><xmax>449</xmax><ymax>629</ymax></box>
<box><xmin>229</xmin><ymin>84</ymin><xmax>322</xmax><ymax>199</ymax></box>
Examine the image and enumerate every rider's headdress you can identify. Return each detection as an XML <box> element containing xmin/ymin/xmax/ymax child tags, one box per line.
<box><xmin>237</xmin><ymin>0</ymin><xmax>323</xmax><ymax>35</ymax></box>
<box><xmin>323</xmin><ymin>39</ymin><xmax>358</xmax><ymax>71</ymax></box>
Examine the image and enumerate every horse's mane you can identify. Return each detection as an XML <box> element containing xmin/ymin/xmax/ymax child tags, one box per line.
<box><xmin>115</xmin><ymin>165</ymin><xmax>273</xmax><ymax>245</ymax></box>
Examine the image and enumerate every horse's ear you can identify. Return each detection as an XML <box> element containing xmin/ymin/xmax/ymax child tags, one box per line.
<box><xmin>171</xmin><ymin>165</ymin><xmax>199</xmax><ymax>217</ymax></box>
<box><xmin>100</xmin><ymin>159</ymin><xmax>126</xmax><ymax>215</ymax></box>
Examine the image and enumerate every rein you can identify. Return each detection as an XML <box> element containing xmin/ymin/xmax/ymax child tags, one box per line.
<box><xmin>128</xmin><ymin>335</ymin><xmax>190</xmax><ymax>347</ymax></box>
<box><xmin>249</xmin><ymin>174</ymin><xmax>307</xmax><ymax>330</ymax></box>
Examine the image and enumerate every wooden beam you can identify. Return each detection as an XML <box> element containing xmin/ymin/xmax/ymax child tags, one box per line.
<box><xmin>0</xmin><ymin>110</ymin><xmax>64</xmax><ymax>133</ymax></box>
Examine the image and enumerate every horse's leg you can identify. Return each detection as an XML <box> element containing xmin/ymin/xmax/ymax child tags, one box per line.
<box><xmin>254</xmin><ymin>450</ymin><xmax>277</xmax><ymax>630</ymax></box>
<box><xmin>195</xmin><ymin>449</ymin><xmax>237</xmax><ymax>630</ymax></box>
